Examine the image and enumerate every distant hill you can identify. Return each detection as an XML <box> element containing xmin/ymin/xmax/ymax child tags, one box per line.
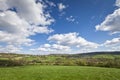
<box><xmin>67</xmin><ymin>51</ymin><xmax>120</xmax><ymax>58</ymax></box>
<box><xmin>80</xmin><ymin>51</ymin><xmax>120</xmax><ymax>55</ymax></box>
<box><xmin>1</xmin><ymin>51</ymin><xmax>120</xmax><ymax>60</ymax></box>
<box><xmin>1</xmin><ymin>51</ymin><xmax>120</xmax><ymax>56</ymax></box>
<box><xmin>48</xmin><ymin>51</ymin><xmax>120</xmax><ymax>59</ymax></box>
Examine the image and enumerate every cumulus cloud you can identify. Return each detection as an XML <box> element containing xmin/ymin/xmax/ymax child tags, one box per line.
<box><xmin>48</xmin><ymin>32</ymin><xmax>99</xmax><ymax>49</ymax></box>
<box><xmin>95</xmin><ymin>9</ymin><xmax>120</xmax><ymax>34</ymax></box>
<box><xmin>58</xmin><ymin>3</ymin><xmax>66</xmax><ymax>12</ymax></box>
<box><xmin>6</xmin><ymin>0</ymin><xmax>54</xmax><ymax>25</ymax></box>
<box><xmin>95</xmin><ymin>0</ymin><xmax>120</xmax><ymax>52</ymax></box>
<box><xmin>0</xmin><ymin>0</ymin><xmax>8</xmax><ymax>11</ymax></box>
<box><xmin>0</xmin><ymin>11</ymin><xmax>30</xmax><ymax>34</ymax></box>
<box><xmin>103</xmin><ymin>38</ymin><xmax>120</xmax><ymax>46</ymax></box>
<box><xmin>102</xmin><ymin>37</ymin><xmax>120</xmax><ymax>51</ymax></box>
<box><xmin>0</xmin><ymin>31</ymin><xmax>34</xmax><ymax>46</ymax></box>
<box><xmin>30</xmin><ymin>32</ymin><xmax>99</xmax><ymax>54</ymax></box>
<box><xmin>30</xmin><ymin>43</ymin><xmax>71</xmax><ymax>54</ymax></box>
<box><xmin>116</xmin><ymin>0</ymin><xmax>120</xmax><ymax>7</ymax></box>
<box><xmin>0</xmin><ymin>0</ymin><xmax>54</xmax><ymax>53</ymax></box>
<box><xmin>31</xmin><ymin>26</ymin><xmax>54</xmax><ymax>34</ymax></box>
<box><xmin>95</xmin><ymin>0</ymin><xmax>120</xmax><ymax>34</ymax></box>
<box><xmin>0</xmin><ymin>45</ymin><xmax>21</xmax><ymax>53</ymax></box>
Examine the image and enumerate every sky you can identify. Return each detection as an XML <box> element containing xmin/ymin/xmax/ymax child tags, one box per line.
<box><xmin>0</xmin><ymin>0</ymin><xmax>120</xmax><ymax>55</ymax></box>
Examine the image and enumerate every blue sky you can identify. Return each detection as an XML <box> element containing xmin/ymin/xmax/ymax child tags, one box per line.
<box><xmin>0</xmin><ymin>0</ymin><xmax>120</xmax><ymax>54</ymax></box>
<box><xmin>50</xmin><ymin>0</ymin><xmax>116</xmax><ymax>42</ymax></box>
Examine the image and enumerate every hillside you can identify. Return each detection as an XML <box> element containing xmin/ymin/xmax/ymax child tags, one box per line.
<box><xmin>67</xmin><ymin>51</ymin><xmax>120</xmax><ymax>58</ymax></box>
<box><xmin>0</xmin><ymin>51</ymin><xmax>120</xmax><ymax>68</ymax></box>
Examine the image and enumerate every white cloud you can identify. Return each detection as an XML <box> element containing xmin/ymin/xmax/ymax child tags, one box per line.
<box><xmin>111</xmin><ymin>46</ymin><xmax>120</xmax><ymax>50</ymax></box>
<box><xmin>66</xmin><ymin>16</ymin><xmax>75</xmax><ymax>22</ymax></box>
<box><xmin>103</xmin><ymin>38</ymin><xmax>120</xmax><ymax>46</ymax></box>
<box><xmin>6</xmin><ymin>0</ymin><xmax>54</xmax><ymax>25</ymax></box>
<box><xmin>96</xmin><ymin>9</ymin><xmax>120</xmax><ymax>34</ymax></box>
<box><xmin>66</xmin><ymin>16</ymin><xmax>79</xmax><ymax>24</ymax></box>
<box><xmin>52</xmin><ymin>44</ymin><xmax>70</xmax><ymax>50</ymax></box>
<box><xmin>31</xmin><ymin>26</ymin><xmax>54</xmax><ymax>34</ymax></box>
<box><xmin>44</xmin><ymin>44</ymin><xmax>51</xmax><ymax>48</ymax></box>
<box><xmin>94</xmin><ymin>0</ymin><xmax>120</xmax><ymax>52</ymax></box>
<box><xmin>48</xmin><ymin>32</ymin><xmax>99</xmax><ymax>49</ymax></box>
<box><xmin>0</xmin><ymin>0</ymin><xmax>54</xmax><ymax>53</ymax></box>
<box><xmin>30</xmin><ymin>32</ymin><xmax>99</xmax><ymax>54</ymax></box>
<box><xmin>101</xmin><ymin>37</ymin><xmax>120</xmax><ymax>51</ymax></box>
<box><xmin>0</xmin><ymin>0</ymin><xmax>8</xmax><ymax>11</ymax></box>
<box><xmin>0</xmin><ymin>31</ymin><xmax>34</xmax><ymax>47</ymax></box>
<box><xmin>31</xmin><ymin>43</ymin><xmax>71</xmax><ymax>54</ymax></box>
<box><xmin>0</xmin><ymin>11</ymin><xmax>30</xmax><ymax>35</ymax></box>
<box><xmin>95</xmin><ymin>0</ymin><xmax>120</xmax><ymax>34</ymax></box>
<box><xmin>58</xmin><ymin>3</ymin><xmax>66</xmax><ymax>12</ymax></box>
<box><xmin>45</xmin><ymin>0</ymin><xmax>56</xmax><ymax>7</ymax></box>
<box><xmin>116</xmin><ymin>0</ymin><xmax>120</xmax><ymax>7</ymax></box>
<box><xmin>0</xmin><ymin>45</ymin><xmax>21</xmax><ymax>53</ymax></box>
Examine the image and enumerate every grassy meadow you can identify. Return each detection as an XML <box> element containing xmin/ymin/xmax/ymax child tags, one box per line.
<box><xmin>0</xmin><ymin>65</ymin><xmax>120</xmax><ymax>80</ymax></box>
<box><xmin>0</xmin><ymin>52</ymin><xmax>120</xmax><ymax>80</ymax></box>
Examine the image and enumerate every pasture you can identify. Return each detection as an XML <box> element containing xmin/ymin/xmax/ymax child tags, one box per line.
<box><xmin>0</xmin><ymin>65</ymin><xmax>120</xmax><ymax>80</ymax></box>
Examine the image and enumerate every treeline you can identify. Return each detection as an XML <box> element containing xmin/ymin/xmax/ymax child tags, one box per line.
<box><xmin>0</xmin><ymin>59</ymin><xmax>26</xmax><ymax>67</ymax></box>
<box><xmin>27</xmin><ymin>57</ymin><xmax>120</xmax><ymax>68</ymax></box>
<box><xmin>1</xmin><ymin>57</ymin><xmax>120</xmax><ymax>68</ymax></box>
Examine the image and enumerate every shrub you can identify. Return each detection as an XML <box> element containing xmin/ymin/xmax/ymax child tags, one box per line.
<box><xmin>0</xmin><ymin>59</ymin><xmax>26</xmax><ymax>67</ymax></box>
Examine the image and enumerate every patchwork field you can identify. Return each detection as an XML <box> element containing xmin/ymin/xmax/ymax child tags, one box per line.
<box><xmin>0</xmin><ymin>65</ymin><xmax>120</xmax><ymax>80</ymax></box>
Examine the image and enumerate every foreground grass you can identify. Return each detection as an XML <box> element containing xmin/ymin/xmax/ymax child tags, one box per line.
<box><xmin>0</xmin><ymin>66</ymin><xmax>120</xmax><ymax>80</ymax></box>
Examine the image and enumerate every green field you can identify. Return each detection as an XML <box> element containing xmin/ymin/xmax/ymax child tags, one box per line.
<box><xmin>0</xmin><ymin>66</ymin><xmax>120</xmax><ymax>80</ymax></box>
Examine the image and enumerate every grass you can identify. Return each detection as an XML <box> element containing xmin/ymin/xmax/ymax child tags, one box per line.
<box><xmin>0</xmin><ymin>65</ymin><xmax>120</xmax><ymax>80</ymax></box>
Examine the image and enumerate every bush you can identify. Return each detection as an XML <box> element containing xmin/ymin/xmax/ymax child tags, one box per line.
<box><xmin>0</xmin><ymin>59</ymin><xmax>26</xmax><ymax>67</ymax></box>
